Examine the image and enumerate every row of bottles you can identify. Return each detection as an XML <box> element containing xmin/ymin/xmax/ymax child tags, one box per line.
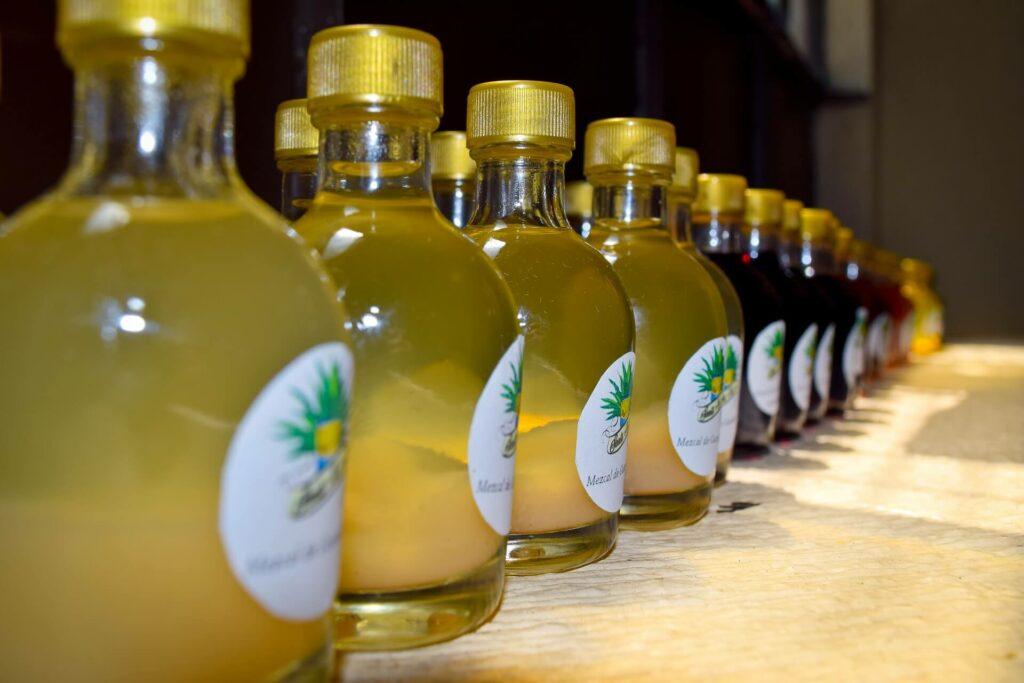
<box><xmin>0</xmin><ymin>3</ymin><xmax>946</xmax><ymax>680</ymax></box>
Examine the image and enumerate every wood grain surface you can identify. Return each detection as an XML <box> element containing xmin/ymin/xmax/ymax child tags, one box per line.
<box><xmin>341</xmin><ymin>344</ymin><xmax>1024</xmax><ymax>682</ymax></box>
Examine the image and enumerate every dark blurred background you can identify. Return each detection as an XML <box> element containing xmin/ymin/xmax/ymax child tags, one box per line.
<box><xmin>1</xmin><ymin>1</ymin><xmax>1022</xmax><ymax>340</ymax></box>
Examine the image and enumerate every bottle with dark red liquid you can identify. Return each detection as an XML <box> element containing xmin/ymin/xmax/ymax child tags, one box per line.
<box><xmin>842</xmin><ymin>237</ymin><xmax>888</xmax><ymax>383</ymax></box>
<box><xmin>873</xmin><ymin>249</ymin><xmax>916</xmax><ymax>367</ymax></box>
<box><xmin>693</xmin><ymin>174</ymin><xmax>785</xmax><ymax>454</ymax></box>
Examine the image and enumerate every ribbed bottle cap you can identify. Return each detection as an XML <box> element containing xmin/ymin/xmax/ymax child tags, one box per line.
<box><xmin>274</xmin><ymin>99</ymin><xmax>318</xmax><ymax>160</ymax></box>
<box><xmin>671</xmin><ymin>147</ymin><xmax>700</xmax><ymax>198</ymax></box>
<box><xmin>566</xmin><ymin>180</ymin><xmax>594</xmax><ymax>218</ymax></box>
<box><xmin>745</xmin><ymin>188</ymin><xmax>785</xmax><ymax>226</ymax></box>
<box><xmin>783</xmin><ymin>199</ymin><xmax>805</xmax><ymax>234</ymax></box>
<box><xmin>466</xmin><ymin>80</ymin><xmax>575</xmax><ymax>150</ymax></box>
<box><xmin>694</xmin><ymin>173</ymin><xmax>747</xmax><ymax>214</ymax></box>
<box><xmin>58</xmin><ymin>0</ymin><xmax>249</xmax><ymax>57</ymax></box>
<box><xmin>307</xmin><ymin>24</ymin><xmax>442</xmax><ymax>118</ymax></box>
<box><xmin>583</xmin><ymin>117</ymin><xmax>675</xmax><ymax>177</ymax></box>
<box><xmin>430</xmin><ymin>131</ymin><xmax>475</xmax><ymax>180</ymax></box>
<box><xmin>799</xmin><ymin>207</ymin><xmax>835</xmax><ymax>243</ymax></box>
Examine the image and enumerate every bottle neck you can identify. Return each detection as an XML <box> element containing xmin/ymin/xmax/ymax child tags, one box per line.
<box><xmin>747</xmin><ymin>221</ymin><xmax>780</xmax><ymax>260</ymax></box>
<box><xmin>432</xmin><ymin>178</ymin><xmax>475</xmax><ymax>228</ymax></box>
<box><xmin>468</xmin><ymin>144</ymin><xmax>572</xmax><ymax>229</ymax></box>
<box><xmin>666</xmin><ymin>191</ymin><xmax>695</xmax><ymax>244</ymax></box>
<box><xmin>63</xmin><ymin>46</ymin><xmax>243</xmax><ymax>198</ymax></box>
<box><xmin>277</xmin><ymin>156</ymin><xmax>318</xmax><ymax>221</ymax></box>
<box><xmin>590</xmin><ymin>172</ymin><xmax>668</xmax><ymax>231</ymax></box>
<box><xmin>314</xmin><ymin>110</ymin><xmax>434</xmax><ymax>199</ymax></box>
<box><xmin>692</xmin><ymin>211</ymin><xmax>745</xmax><ymax>254</ymax></box>
<box><xmin>779</xmin><ymin>236</ymin><xmax>836</xmax><ymax>276</ymax></box>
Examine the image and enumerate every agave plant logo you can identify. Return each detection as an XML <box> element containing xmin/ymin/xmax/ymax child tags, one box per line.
<box><xmin>499</xmin><ymin>357</ymin><xmax>522</xmax><ymax>459</ymax></box>
<box><xmin>765</xmin><ymin>328</ymin><xmax>784</xmax><ymax>378</ymax></box>
<box><xmin>694</xmin><ymin>343</ymin><xmax>726</xmax><ymax>422</ymax></box>
<box><xmin>276</xmin><ymin>362</ymin><xmax>348</xmax><ymax>519</ymax></box>
<box><xmin>600</xmin><ymin>360</ymin><xmax>633</xmax><ymax>454</ymax></box>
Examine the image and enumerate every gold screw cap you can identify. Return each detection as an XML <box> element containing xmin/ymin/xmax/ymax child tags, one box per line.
<box><xmin>745</xmin><ymin>188</ymin><xmax>785</xmax><ymax>226</ymax></box>
<box><xmin>799</xmin><ymin>207</ymin><xmax>835</xmax><ymax>243</ymax></box>
<box><xmin>307</xmin><ymin>24</ymin><xmax>443</xmax><ymax>118</ymax></box>
<box><xmin>58</xmin><ymin>0</ymin><xmax>249</xmax><ymax>57</ymax></box>
<box><xmin>695</xmin><ymin>173</ymin><xmax>747</xmax><ymax>214</ymax></box>
<box><xmin>783</xmin><ymin>199</ymin><xmax>805</xmax><ymax>234</ymax></box>
<box><xmin>583</xmin><ymin>117</ymin><xmax>675</xmax><ymax>177</ymax></box>
<box><xmin>275</xmin><ymin>99</ymin><xmax>318</xmax><ymax>160</ymax></box>
<box><xmin>466</xmin><ymin>80</ymin><xmax>575</xmax><ymax>150</ymax></box>
<box><xmin>901</xmin><ymin>257</ymin><xmax>933</xmax><ymax>283</ymax></box>
<box><xmin>671</xmin><ymin>147</ymin><xmax>700</xmax><ymax>198</ymax></box>
<box><xmin>431</xmin><ymin>131</ymin><xmax>476</xmax><ymax>180</ymax></box>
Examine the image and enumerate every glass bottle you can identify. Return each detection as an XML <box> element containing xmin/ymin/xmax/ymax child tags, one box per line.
<box><xmin>845</xmin><ymin>238</ymin><xmax>888</xmax><ymax>382</ymax></box>
<box><xmin>566</xmin><ymin>179</ymin><xmax>594</xmax><ymax>238</ymax></box>
<box><xmin>694</xmin><ymin>174</ymin><xmax>785</xmax><ymax>453</ymax></box>
<box><xmin>464</xmin><ymin>81</ymin><xmax>635</xmax><ymax>574</ymax></box>
<box><xmin>0</xmin><ymin>2</ymin><xmax>352</xmax><ymax>680</ymax></box>
<box><xmin>831</xmin><ymin>225</ymin><xmax>869</xmax><ymax>402</ymax></box>
<box><xmin>275</xmin><ymin>98</ymin><xmax>319</xmax><ymax>221</ymax></box>
<box><xmin>668</xmin><ymin>148</ymin><xmax>744</xmax><ymax>485</ymax></box>
<box><xmin>585</xmin><ymin>119</ymin><xmax>726</xmax><ymax>529</ymax></box>
<box><xmin>295</xmin><ymin>26</ymin><xmax>521</xmax><ymax>650</ymax></box>
<box><xmin>901</xmin><ymin>258</ymin><xmax>944</xmax><ymax>354</ymax></box>
<box><xmin>875</xmin><ymin>249</ymin><xmax>915</xmax><ymax>366</ymax></box>
<box><xmin>430</xmin><ymin>131</ymin><xmax>476</xmax><ymax>228</ymax></box>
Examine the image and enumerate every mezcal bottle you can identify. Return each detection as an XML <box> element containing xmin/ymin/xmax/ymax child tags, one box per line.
<box><xmin>694</xmin><ymin>174</ymin><xmax>785</xmax><ymax>453</ymax></box>
<box><xmin>0</xmin><ymin>1</ymin><xmax>352</xmax><ymax>679</ymax></box>
<box><xmin>275</xmin><ymin>98</ymin><xmax>318</xmax><ymax>221</ymax></box>
<box><xmin>901</xmin><ymin>258</ymin><xmax>944</xmax><ymax>354</ymax></box>
<box><xmin>585</xmin><ymin>118</ymin><xmax>726</xmax><ymax>529</ymax></box>
<box><xmin>296</xmin><ymin>25</ymin><xmax>521</xmax><ymax>650</ymax></box>
<box><xmin>430</xmin><ymin>131</ymin><xmax>476</xmax><ymax>228</ymax></box>
<box><xmin>668</xmin><ymin>148</ymin><xmax>744</xmax><ymax>484</ymax></box>
<box><xmin>464</xmin><ymin>81</ymin><xmax>635</xmax><ymax>573</ymax></box>
<box><xmin>850</xmin><ymin>239</ymin><xmax>889</xmax><ymax>381</ymax></box>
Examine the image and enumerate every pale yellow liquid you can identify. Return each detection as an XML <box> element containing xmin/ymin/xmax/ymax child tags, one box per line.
<box><xmin>463</xmin><ymin>226</ymin><xmax>635</xmax><ymax>538</ymax></box>
<box><xmin>0</xmin><ymin>197</ymin><xmax>346</xmax><ymax>681</ymax></box>
<box><xmin>588</xmin><ymin>225</ymin><xmax>728</xmax><ymax>527</ymax></box>
<box><xmin>294</xmin><ymin>193</ymin><xmax>517</xmax><ymax>647</ymax></box>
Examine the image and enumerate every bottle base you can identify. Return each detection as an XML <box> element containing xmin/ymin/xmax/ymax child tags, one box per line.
<box><xmin>333</xmin><ymin>552</ymin><xmax>505</xmax><ymax>651</ymax></box>
<box><xmin>506</xmin><ymin>515</ymin><xmax>617</xmax><ymax>575</ymax></box>
<box><xmin>620</xmin><ymin>483</ymin><xmax>712</xmax><ymax>530</ymax></box>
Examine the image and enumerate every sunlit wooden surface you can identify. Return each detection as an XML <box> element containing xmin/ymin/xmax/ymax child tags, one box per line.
<box><xmin>341</xmin><ymin>344</ymin><xmax>1024</xmax><ymax>682</ymax></box>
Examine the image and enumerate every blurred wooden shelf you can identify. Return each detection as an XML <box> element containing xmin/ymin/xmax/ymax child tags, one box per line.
<box><xmin>341</xmin><ymin>343</ymin><xmax>1024</xmax><ymax>682</ymax></box>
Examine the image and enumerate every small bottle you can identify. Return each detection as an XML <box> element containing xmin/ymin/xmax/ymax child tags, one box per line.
<box><xmin>780</xmin><ymin>200</ymin><xmax>836</xmax><ymax>424</ymax></box>
<box><xmin>745</xmin><ymin>189</ymin><xmax>818</xmax><ymax>438</ymax></box>
<box><xmin>465</xmin><ymin>81</ymin><xmax>635</xmax><ymax>574</ymax></box>
<box><xmin>585</xmin><ymin>119</ymin><xmax>727</xmax><ymax>529</ymax></box>
<box><xmin>296</xmin><ymin>26</ymin><xmax>521</xmax><ymax>650</ymax></box>
<box><xmin>901</xmin><ymin>258</ymin><xmax>944</xmax><ymax>354</ymax></box>
<box><xmin>846</xmin><ymin>238</ymin><xmax>889</xmax><ymax>381</ymax></box>
<box><xmin>694</xmin><ymin>175</ymin><xmax>785</xmax><ymax>453</ymax></box>
<box><xmin>668</xmin><ymin>148</ymin><xmax>745</xmax><ymax>485</ymax></box>
<box><xmin>565</xmin><ymin>180</ymin><xmax>595</xmax><ymax>237</ymax></box>
<box><xmin>832</xmin><ymin>224</ymin><xmax>870</xmax><ymax>400</ymax></box>
<box><xmin>0</xmin><ymin>2</ymin><xmax>352</xmax><ymax>679</ymax></box>
<box><xmin>274</xmin><ymin>98</ymin><xmax>319</xmax><ymax>221</ymax></box>
<box><xmin>875</xmin><ymin>249</ymin><xmax>915</xmax><ymax>366</ymax></box>
<box><xmin>430</xmin><ymin>131</ymin><xmax>476</xmax><ymax>227</ymax></box>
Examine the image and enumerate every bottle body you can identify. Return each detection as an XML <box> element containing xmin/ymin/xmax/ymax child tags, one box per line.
<box><xmin>278</xmin><ymin>156</ymin><xmax>318</xmax><ymax>221</ymax></box>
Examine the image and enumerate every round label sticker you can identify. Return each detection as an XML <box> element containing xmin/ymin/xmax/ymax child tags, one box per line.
<box><xmin>467</xmin><ymin>335</ymin><xmax>524</xmax><ymax>535</ymax></box>
<box><xmin>220</xmin><ymin>342</ymin><xmax>353</xmax><ymax>621</ymax></box>
<box><xmin>668</xmin><ymin>337</ymin><xmax>726</xmax><ymax>477</ymax></box>
<box><xmin>814</xmin><ymin>324</ymin><xmax>835</xmax><ymax>401</ymax></box>
<box><xmin>868</xmin><ymin>313</ymin><xmax>891</xmax><ymax>366</ymax></box>
<box><xmin>788</xmin><ymin>323</ymin><xmax>818</xmax><ymax>412</ymax></box>
<box><xmin>844</xmin><ymin>307</ymin><xmax>868</xmax><ymax>389</ymax></box>
<box><xmin>719</xmin><ymin>334</ymin><xmax>744</xmax><ymax>454</ymax></box>
<box><xmin>746</xmin><ymin>320</ymin><xmax>786</xmax><ymax>416</ymax></box>
<box><xmin>576</xmin><ymin>351</ymin><xmax>634</xmax><ymax>513</ymax></box>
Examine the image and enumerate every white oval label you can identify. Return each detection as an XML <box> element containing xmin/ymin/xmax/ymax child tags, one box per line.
<box><xmin>814</xmin><ymin>324</ymin><xmax>835</xmax><ymax>402</ymax></box>
<box><xmin>219</xmin><ymin>342</ymin><xmax>353</xmax><ymax>621</ymax></box>
<box><xmin>843</xmin><ymin>307</ymin><xmax>868</xmax><ymax>389</ymax></box>
<box><xmin>788</xmin><ymin>323</ymin><xmax>818</xmax><ymax>412</ymax></box>
<box><xmin>746</xmin><ymin>320</ymin><xmax>785</xmax><ymax>416</ymax></box>
<box><xmin>668</xmin><ymin>337</ymin><xmax>726</xmax><ymax>477</ymax></box>
<box><xmin>576</xmin><ymin>351</ymin><xmax>634</xmax><ymax>513</ymax></box>
<box><xmin>467</xmin><ymin>335</ymin><xmax>524</xmax><ymax>535</ymax></box>
<box><xmin>719</xmin><ymin>334</ymin><xmax>744</xmax><ymax>454</ymax></box>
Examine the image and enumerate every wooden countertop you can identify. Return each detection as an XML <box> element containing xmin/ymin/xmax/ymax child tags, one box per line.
<box><xmin>342</xmin><ymin>344</ymin><xmax>1024</xmax><ymax>682</ymax></box>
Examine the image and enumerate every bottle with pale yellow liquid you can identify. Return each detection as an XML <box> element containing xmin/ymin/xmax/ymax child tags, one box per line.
<box><xmin>566</xmin><ymin>179</ymin><xmax>595</xmax><ymax>238</ymax></box>
<box><xmin>901</xmin><ymin>258</ymin><xmax>944</xmax><ymax>354</ymax></box>
<box><xmin>668</xmin><ymin>148</ymin><xmax>744</xmax><ymax>485</ymax></box>
<box><xmin>294</xmin><ymin>26</ymin><xmax>521</xmax><ymax>650</ymax></box>
<box><xmin>464</xmin><ymin>81</ymin><xmax>635</xmax><ymax>573</ymax></box>
<box><xmin>275</xmin><ymin>98</ymin><xmax>319</xmax><ymax>221</ymax></box>
<box><xmin>584</xmin><ymin>119</ymin><xmax>726</xmax><ymax>528</ymax></box>
<box><xmin>430</xmin><ymin>131</ymin><xmax>476</xmax><ymax>228</ymax></box>
<box><xmin>0</xmin><ymin>2</ymin><xmax>352</xmax><ymax>680</ymax></box>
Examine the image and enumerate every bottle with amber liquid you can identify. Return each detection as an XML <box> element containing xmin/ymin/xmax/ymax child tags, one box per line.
<box><xmin>585</xmin><ymin>118</ymin><xmax>726</xmax><ymax>529</ymax></box>
<box><xmin>275</xmin><ymin>98</ymin><xmax>319</xmax><ymax>221</ymax></box>
<box><xmin>0</xmin><ymin>2</ymin><xmax>353</xmax><ymax>679</ymax></box>
<box><xmin>901</xmin><ymin>258</ymin><xmax>944</xmax><ymax>354</ymax></box>
<box><xmin>464</xmin><ymin>81</ymin><xmax>635</xmax><ymax>574</ymax></box>
<box><xmin>668</xmin><ymin>149</ymin><xmax>744</xmax><ymax>484</ymax></box>
<box><xmin>693</xmin><ymin>175</ymin><xmax>785</xmax><ymax>453</ymax></box>
<box><xmin>295</xmin><ymin>26</ymin><xmax>521</xmax><ymax>650</ymax></box>
<box><xmin>430</xmin><ymin>131</ymin><xmax>476</xmax><ymax>228</ymax></box>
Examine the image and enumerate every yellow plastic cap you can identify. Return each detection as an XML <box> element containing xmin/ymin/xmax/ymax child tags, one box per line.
<box><xmin>783</xmin><ymin>199</ymin><xmax>805</xmax><ymax>234</ymax></box>
<box><xmin>307</xmin><ymin>24</ymin><xmax>442</xmax><ymax>118</ymax></box>
<box><xmin>671</xmin><ymin>147</ymin><xmax>700</xmax><ymax>198</ymax></box>
<box><xmin>58</xmin><ymin>0</ymin><xmax>249</xmax><ymax>57</ymax></box>
<box><xmin>566</xmin><ymin>180</ymin><xmax>594</xmax><ymax>218</ymax></box>
<box><xmin>745</xmin><ymin>188</ymin><xmax>785</xmax><ymax>226</ymax></box>
<box><xmin>431</xmin><ymin>131</ymin><xmax>476</xmax><ymax>180</ymax></box>
<box><xmin>694</xmin><ymin>173</ymin><xmax>747</xmax><ymax>214</ymax></box>
<box><xmin>799</xmin><ymin>207</ymin><xmax>835</xmax><ymax>243</ymax></box>
<box><xmin>901</xmin><ymin>257</ymin><xmax>934</xmax><ymax>283</ymax></box>
<box><xmin>466</xmin><ymin>81</ymin><xmax>575</xmax><ymax>150</ymax></box>
<box><xmin>274</xmin><ymin>99</ymin><xmax>318</xmax><ymax>160</ymax></box>
<box><xmin>583</xmin><ymin>117</ymin><xmax>675</xmax><ymax>177</ymax></box>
